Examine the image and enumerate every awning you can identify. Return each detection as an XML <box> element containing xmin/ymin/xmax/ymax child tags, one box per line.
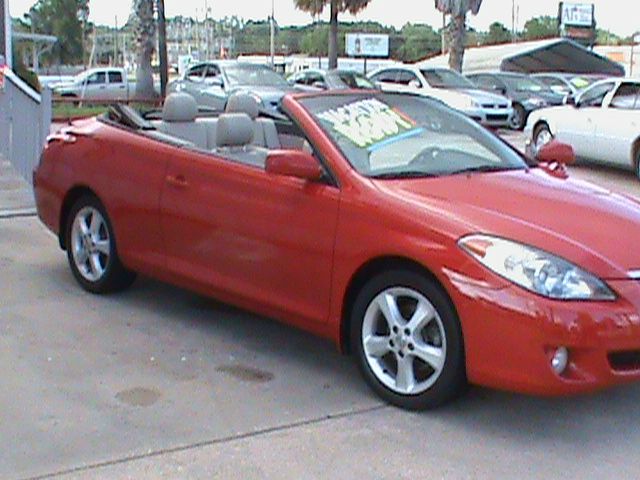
<box><xmin>417</xmin><ymin>38</ymin><xmax>625</xmax><ymax>76</ymax></box>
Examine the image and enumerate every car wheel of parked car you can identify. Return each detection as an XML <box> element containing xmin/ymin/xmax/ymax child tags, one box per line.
<box><xmin>533</xmin><ymin>123</ymin><xmax>553</xmax><ymax>155</ymax></box>
<box><xmin>635</xmin><ymin>148</ymin><xmax>640</xmax><ymax>181</ymax></box>
<box><xmin>66</xmin><ymin>195</ymin><xmax>136</xmax><ymax>294</ymax></box>
<box><xmin>509</xmin><ymin>104</ymin><xmax>526</xmax><ymax>130</ymax></box>
<box><xmin>351</xmin><ymin>270</ymin><xmax>466</xmax><ymax>410</ymax></box>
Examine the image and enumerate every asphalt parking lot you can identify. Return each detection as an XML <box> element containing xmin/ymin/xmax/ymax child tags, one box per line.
<box><xmin>2</xmin><ymin>131</ymin><xmax>640</xmax><ymax>479</ymax></box>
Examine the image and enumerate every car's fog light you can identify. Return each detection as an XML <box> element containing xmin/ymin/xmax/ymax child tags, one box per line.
<box><xmin>551</xmin><ymin>347</ymin><xmax>569</xmax><ymax>375</ymax></box>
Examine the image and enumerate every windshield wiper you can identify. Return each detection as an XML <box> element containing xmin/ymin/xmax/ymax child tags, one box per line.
<box><xmin>449</xmin><ymin>165</ymin><xmax>520</xmax><ymax>176</ymax></box>
<box><xmin>370</xmin><ymin>171</ymin><xmax>438</xmax><ymax>180</ymax></box>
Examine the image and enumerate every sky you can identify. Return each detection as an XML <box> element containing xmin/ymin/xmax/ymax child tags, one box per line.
<box><xmin>7</xmin><ymin>0</ymin><xmax>639</xmax><ymax>37</ymax></box>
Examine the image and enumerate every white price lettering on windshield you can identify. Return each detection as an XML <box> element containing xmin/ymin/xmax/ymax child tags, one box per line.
<box><xmin>318</xmin><ymin>98</ymin><xmax>415</xmax><ymax>148</ymax></box>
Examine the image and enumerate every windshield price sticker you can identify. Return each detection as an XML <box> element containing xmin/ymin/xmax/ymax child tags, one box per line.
<box><xmin>318</xmin><ymin>98</ymin><xmax>416</xmax><ymax>149</ymax></box>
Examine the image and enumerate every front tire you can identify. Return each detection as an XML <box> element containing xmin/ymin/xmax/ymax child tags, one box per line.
<box><xmin>509</xmin><ymin>104</ymin><xmax>527</xmax><ymax>130</ymax></box>
<box><xmin>350</xmin><ymin>270</ymin><xmax>466</xmax><ymax>410</ymax></box>
<box><xmin>66</xmin><ymin>195</ymin><xmax>136</xmax><ymax>294</ymax></box>
<box><xmin>533</xmin><ymin>123</ymin><xmax>553</xmax><ymax>156</ymax></box>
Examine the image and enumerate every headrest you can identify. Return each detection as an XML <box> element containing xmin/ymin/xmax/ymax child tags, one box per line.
<box><xmin>225</xmin><ymin>92</ymin><xmax>260</xmax><ymax>119</ymax></box>
<box><xmin>216</xmin><ymin>113</ymin><xmax>255</xmax><ymax>147</ymax></box>
<box><xmin>162</xmin><ymin>93</ymin><xmax>198</xmax><ymax>122</ymax></box>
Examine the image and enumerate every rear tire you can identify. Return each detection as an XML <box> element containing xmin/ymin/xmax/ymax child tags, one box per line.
<box><xmin>635</xmin><ymin>148</ymin><xmax>640</xmax><ymax>181</ymax></box>
<box><xmin>350</xmin><ymin>270</ymin><xmax>466</xmax><ymax>410</ymax></box>
<box><xmin>65</xmin><ymin>195</ymin><xmax>136</xmax><ymax>294</ymax></box>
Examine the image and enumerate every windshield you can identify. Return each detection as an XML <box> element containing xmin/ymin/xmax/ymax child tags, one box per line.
<box><xmin>569</xmin><ymin>76</ymin><xmax>601</xmax><ymax>90</ymax></box>
<box><xmin>501</xmin><ymin>75</ymin><xmax>549</xmax><ymax>93</ymax></box>
<box><xmin>420</xmin><ymin>69</ymin><xmax>475</xmax><ymax>89</ymax></box>
<box><xmin>332</xmin><ymin>71</ymin><xmax>376</xmax><ymax>89</ymax></box>
<box><xmin>299</xmin><ymin>93</ymin><xmax>527</xmax><ymax>179</ymax></box>
<box><xmin>223</xmin><ymin>65</ymin><xmax>289</xmax><ymax>87</ymax></box>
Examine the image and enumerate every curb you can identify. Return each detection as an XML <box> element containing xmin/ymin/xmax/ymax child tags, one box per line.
<box><xmin>0</xmin><ymin>208</ymin><xmax>37</xmax><ymax>219</ymax></box>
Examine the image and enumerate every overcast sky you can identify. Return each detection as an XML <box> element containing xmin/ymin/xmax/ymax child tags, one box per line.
<box><xmin>8</xmin><ymin>0</ymin><xmax>639</xmax><ymax>36</ymax></box>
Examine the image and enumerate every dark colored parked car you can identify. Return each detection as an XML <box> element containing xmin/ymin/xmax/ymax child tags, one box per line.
<box><xmin>466</xmin><ymin>72</ymin><xmax>566</xmax><ymax>130</ymax></box>
<box><xmin>532</xmin><ymin>72</ymin><xmax>607</xmax><ymax>102</ymax></box>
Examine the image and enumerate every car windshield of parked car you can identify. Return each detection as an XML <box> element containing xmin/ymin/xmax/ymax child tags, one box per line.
<box><xmin>333</xmin><ymin>71</ymin><xmax>376</xmax><ymax>89</ymax></box>
<box><xmin>501</xmin><ymin>75</ymin><xmax>548</xmax><ymax>93</ymax></box>
<box><xmin>420</xmin><ymin>69</ymin><xmax>475</xmax><ymax>89</ymax></box>
<box><xmin>569</xmin><ymin>75</ymin><xmax>600</xmax><ymax>90</ymax></box>
<box><xmin>224</xmin><ymin>65</ymin><xmax>289</xmax><ymax>87</ymax></box>
<box><xmin>300</xmin><ymin>93</ymin><xmax>527</xmax><ymax>178</ymax></box>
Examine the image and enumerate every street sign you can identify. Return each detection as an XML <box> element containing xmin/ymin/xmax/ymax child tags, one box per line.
<box><xmin>345</xmin><ymin>33</ymin><xmax>389</xmax><ymax>58</ymax></box>
<box><xmin>559</xmin><ymin>2</ymin><xmax>594</xmax><ymax>27</ymax></box>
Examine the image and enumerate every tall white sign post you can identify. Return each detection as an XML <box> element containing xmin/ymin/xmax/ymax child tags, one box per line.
<box><xmin>0</xmin><ymin>0</ymin><xmax>11</xmax><ymax>68</ymax></box>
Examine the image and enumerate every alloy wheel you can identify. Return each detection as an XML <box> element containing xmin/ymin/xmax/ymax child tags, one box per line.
<box><xmin>70</xmin><ymin>206</ymin><xmax>111</xmax><ymax>282</ymax></box>
<box><xmin>361</xmin><ymin>287</ymin><xmax>447</xmax><ymax>395</ymax></box>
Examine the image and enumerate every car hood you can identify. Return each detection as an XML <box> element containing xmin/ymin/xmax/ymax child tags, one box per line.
<box><xmin>375</xmin><ymin>169</ymin><xmax>640</xmax><ymax>279</ymax></box>
<box><xmin>454</xmin><ymin>88</ymin><xmax>511</xmax><ymax>105</ymax></box>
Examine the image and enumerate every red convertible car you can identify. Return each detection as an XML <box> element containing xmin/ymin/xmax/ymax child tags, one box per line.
<box><xmin>34</xmin><ymin>90</ymin><xmax>640</xmax><ymax>410</ymax></box>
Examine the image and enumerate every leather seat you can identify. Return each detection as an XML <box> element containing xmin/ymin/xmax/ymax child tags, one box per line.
<box><xmin>215</xmin><ymin>113</ymin><xmax>268</xmax><ymax>168</ymax></box>
<box><xmin>157</xmin><ymin>93</ymin><xmax>208</xmax><ymax>149</ymax></box>
<box><xmin>225</xmin><ymin>93</ymin><xmax>281</xmax><ymax>149</ymax></box>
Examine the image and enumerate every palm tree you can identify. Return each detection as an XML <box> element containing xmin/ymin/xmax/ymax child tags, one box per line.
<box><xmin>294</xmin><ymin>0</ymin><xmax>371</xmax><ymax>69</ymax></box>
<box><xmin>133</xmin><ymin>0</ymin><xmax>157</xmax><ymax>99</ymax></box>
<box><xmin>435</xmin><ymin>0</ymin><xmax>483</xmax><ymax>72</ymax></box>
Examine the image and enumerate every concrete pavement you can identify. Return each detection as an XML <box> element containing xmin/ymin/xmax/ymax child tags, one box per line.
<box><xmin>2</xmin><ymin>130</ymin><xmax>640</xmax><ymax>479</ymax></box>
<box><xmin>0</xmin><ymin>157</ymin><xmax>35</xmax><ymax>217</ymax></box>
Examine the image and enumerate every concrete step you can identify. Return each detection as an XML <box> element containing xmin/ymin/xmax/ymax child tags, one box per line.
<box><xmin>0</xmin><ymin>157</ymin><xmax>36</xmax><ymax>215</ymax></box>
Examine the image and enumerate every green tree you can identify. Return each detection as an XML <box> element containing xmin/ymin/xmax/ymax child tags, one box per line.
<box><xmin>133</xmin><ymin>0</ymin><xmax>157</xmax><ymax>99</ymax></box>
<box><xmin>434</xmin><ymin>0</ymin><xmax>483</xmax><ymax>72</ymax></box>
<box><xmin>294</xmin><ymin>0</ymin><xmax>372</xmax><ymax>69</ymax></box>
<box><xmin>522</xmin><ymin>16</ymin><xmax>558</xmax><ymax>41</ymax></box>
<box><xmin>395</xmin><ymin>23</ymin><xmax>440</xmax><ymax>62</ymax></box>
<box><xmin>27</xmin><ymin>0</ymin><xmax>89</xmax><ymax>65</ymax></box>
<box><xmin>484</xmin><ymin>21</ymin><xmax>511</xmax><ymax>45</ymax></box>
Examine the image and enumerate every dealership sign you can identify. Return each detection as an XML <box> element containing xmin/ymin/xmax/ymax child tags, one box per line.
<box><xmin>559</xmin><ymin>2</ymin><xmax>594</xmax><ymax>27</ymax></box>
<box><xmin>345</xmin><ymin>33</ymin><xmax>389</xmax><ymax>58</ymax></box>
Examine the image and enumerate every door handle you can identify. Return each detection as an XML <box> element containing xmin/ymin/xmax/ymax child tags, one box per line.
<box><xmin>166</xmin><ymin>174</ymin><xmax>189</xmax><ymax>188</ymax></box>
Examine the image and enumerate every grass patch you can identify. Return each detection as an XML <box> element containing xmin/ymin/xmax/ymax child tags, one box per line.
<box><xmin>52</xmin><ymin>103</ymin><xmax>109</xmax><ymax>120</ymax></box>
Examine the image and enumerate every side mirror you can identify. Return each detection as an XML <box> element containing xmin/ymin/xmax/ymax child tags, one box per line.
<box><xmin>266</xmin><ymin>150</ymin><xmax>323</xmax><ymax>181</ymax></box>
<box><xmin>312</xmin><ymin>81</ymin><xmax>328</xmax><ymax>90</ymax></box>
<box><xmin>536</xmin><ymin>140</ymin><xmax>575</xmax><ymax>178</ymax></box>
<box><xmin>409</xmin><ymin>79</ymin><xmax>421</xmax><ymax>89</ymax></box>
<box><xmin>205</xmin><ymin>77</ymin><xmax>223</xmax><ymax>87</ymax></box>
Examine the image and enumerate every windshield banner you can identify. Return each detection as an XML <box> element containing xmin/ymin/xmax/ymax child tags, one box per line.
<box><xmin>317</xmin><ymin>98</ymin><xmax>417</xmax><ymax>149</ymax></box>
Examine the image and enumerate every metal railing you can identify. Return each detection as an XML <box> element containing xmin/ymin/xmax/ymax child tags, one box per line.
<box><xmin>0</xmin><ymin>69</ymin><xmax>52</xmax><ymax>182</ymax></box>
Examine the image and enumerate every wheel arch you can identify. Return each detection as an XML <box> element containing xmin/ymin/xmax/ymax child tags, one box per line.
<box><xmin>339</xmin><ymin>255</ymin><xmax>457</xmax><ymax>354</ymax></box>
<box><xmin>632</xmin><ymin>137</ymin><xmax>640</xmax><ymax>170</ymax></box>
<box><xmin>58</xmin><ymin>185</ymin><xmax>100</xmax><ymax>250</ymax></box>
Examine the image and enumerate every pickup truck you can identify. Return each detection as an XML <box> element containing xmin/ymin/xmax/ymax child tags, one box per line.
<box><xmin>52</xmin><ymin>68</ymin><xmax>134</xmax><ymax>101</ymax></box>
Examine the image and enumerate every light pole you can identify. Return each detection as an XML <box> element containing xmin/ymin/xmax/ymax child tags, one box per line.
<box><xmin>1</xmin><ymin>0</ymin><xmax>13</xmax><ymax>68</ymax></box>
<box><xmin>270</xmin><ymin>0</ymin><xmax>275</xmax><ymax>68</ymax></box>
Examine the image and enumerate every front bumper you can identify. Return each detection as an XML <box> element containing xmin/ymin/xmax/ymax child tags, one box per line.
<box><xmin>446</xmin><ymin>271</ymin><xmax>640</xmax><ymax>396</ymax></box>
<box><xmin>463</xmin><ymin>106</ymin><xmax>513</xmax><ymax>128</ymax></box>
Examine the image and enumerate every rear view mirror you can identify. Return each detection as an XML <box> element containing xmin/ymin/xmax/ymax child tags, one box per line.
<box><xmin>266</xmin><ymin>150</ymin><xmax>323</xmax><ymax>181</ymax></box>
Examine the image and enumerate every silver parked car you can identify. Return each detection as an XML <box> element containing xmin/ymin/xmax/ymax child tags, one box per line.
<box><xmin>288</xmin><ymin>69</ymin><xmax>378</xmax><ymax>92</ymax></box>
<box><xmin>368</xmin><ymin>65</ymin><xmax>513</xmax><ymax>128</ymax></box>
<box><xmin>168</xmin><ymin>61</ymin><xmax>296</xmax><ymax>112</ymax></box>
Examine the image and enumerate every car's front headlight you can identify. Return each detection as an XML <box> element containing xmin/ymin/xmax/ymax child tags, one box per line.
<box><xmin>449</xmin><ymin>95</ymin><xmax>478</xmax><ymax>111</ymax></box>
<box><xmin>458</xmin><ymin>234</ymin><xmax>616</xmax><ymax>301</ymax></box>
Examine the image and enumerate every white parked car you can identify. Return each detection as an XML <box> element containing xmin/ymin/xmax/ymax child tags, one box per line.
<box><xmin>368</xmin><ymin>65</ymin><xmax>513</xmax><ymax>128</ymax></box>
<box><xmin>525</xmin><ymin>78</ymin><xmax>640</xmax><ymax>179</ymax></box>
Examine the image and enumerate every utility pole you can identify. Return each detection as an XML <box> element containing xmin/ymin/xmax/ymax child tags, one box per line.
<box><xmin>270</xmin><ymin>0</ymin><xmax>275</xmax><ymax>68</ymax></box>
<box><xmin>1</xmin><ymin>0</ymin><xmax>12</xmax><ymax>68</ymax></box>
<box><xmin>157</xmin><ymin>0</ymin><xmax>168</xmax><ymax>97</ymax></box>
<box><xmin>114</xmin><ymin>15</ymin><xmax>118</xmax><ymax>66</ymax></box>
<box><xmin>511</xmin><ymin>0</ymin><xmax>515</xmax><ymax>41</ymax></box>
<box><xmin>441</xmin><ymin>12</ymin><xmax>446</xmax><ymax>55</ymax></box>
